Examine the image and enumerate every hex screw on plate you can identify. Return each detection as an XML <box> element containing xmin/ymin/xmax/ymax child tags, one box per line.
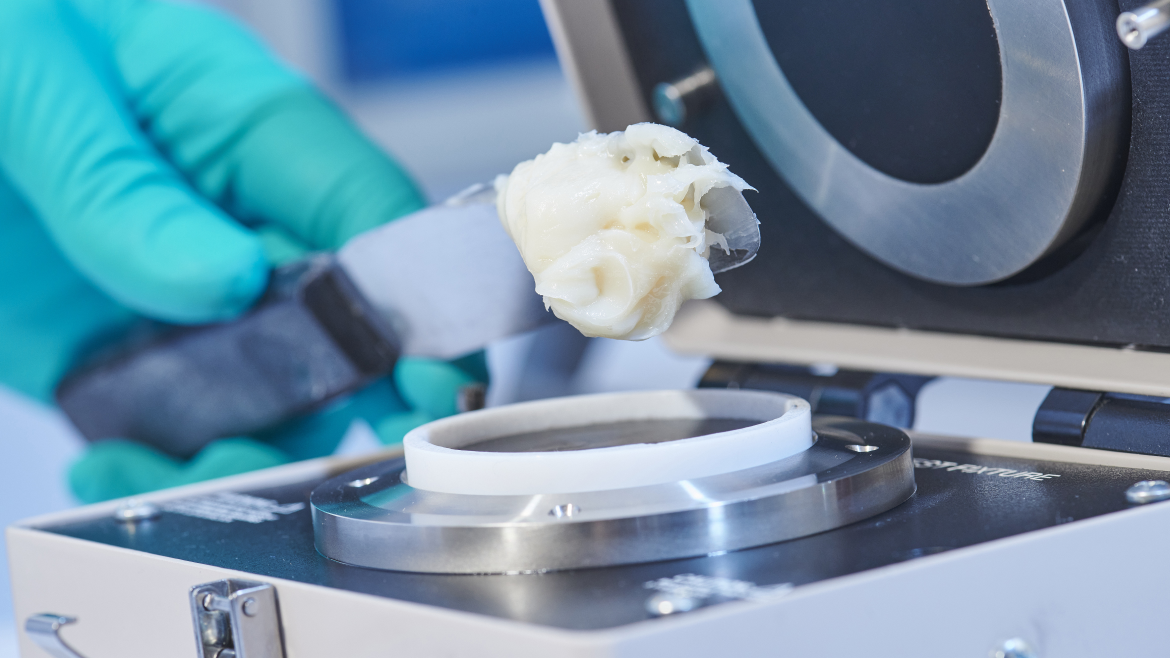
<box><xmin>548</xmin><ymin>504</ymin><xmax>579</xmax><ymax>519</ymax></box>
<box><xmin>845</xmin><ymin>444</ymin><xmax>879</xmax><ymax>453</ymax></box>
<box><xmin>113</xmin><ymin>499</ymin><xmax>160</xmax><ymax>523</ymax></box>
<box><xmin>646</xmin><ymin>592</ymin><xmax>699</xmax><ymax>617</ymax></box>
<box><xmin>1126</xmin><ymin>480</ymin><xmax>1170</xmax><ymax>504</ymax></box>
<box><xmin>992</xmin><ymin>637</ymin><xmax>1038</xmax><ymax>658</ymax></box>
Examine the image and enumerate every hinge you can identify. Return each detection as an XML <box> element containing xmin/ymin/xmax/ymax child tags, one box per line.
<box><xmin>190</xmin><ymin>579</ymin><xmax>285</xmax><ymax>658</ymax></box>
<box><xmin>1034</xmin><ymin>388</ymin><xmax>1170</xmax><ymax>457</ymax></box>
<box><xmin>703</xmin><ymin>361</ymin><xmax>1170</xmax><ymax>458</ymax></box>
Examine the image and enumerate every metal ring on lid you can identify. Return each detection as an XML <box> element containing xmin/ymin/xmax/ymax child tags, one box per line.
<box><xmin>687</xmin><ymin>0</ymin><xmax>1128</xmax><ymax>285</ymax></box>
<box><xmin>403</xmin><ymin>389</ymin><xmax>812</xmax><ymax>496</ymax></box>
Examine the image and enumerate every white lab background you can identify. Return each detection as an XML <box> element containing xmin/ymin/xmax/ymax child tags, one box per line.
<box><xmin>0</xmin><ymin>2</ymin><xmax>1050</xmax><ymax>655</ymax></box>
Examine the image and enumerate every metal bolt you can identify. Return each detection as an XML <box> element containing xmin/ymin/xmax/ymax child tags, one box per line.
<box><xmin>866</xmin><ymin>381</ymin><xmax>913</xmax><ymax>428</ymax></box>
<box><xmin>1126</xmin><ymin>480</ymin><xmax>1170</xmax><ymax>504</ymax></box>
<box><xmin>548</xmin><ymin>504</ymin><xmax>580</xmax><ymax>519</ymax></box>
<box><xmin>1117</xmin><ymin>0</ymin><xmax>1170</xmax><ymax>50</ymax></box>
<box><xmin>652</xmin><ymin>66</ymin><xmax>718</xmax><ymax>127</ymax></box>
<box><xmin>201</xmin><ymin>592</ymin><xmax>230</xmax><ymax>613</ymax></box>
<box><xmin>809</xmin><ymin>362</ymin><xmax>839</xmax><ymax>377</ymax></box>
<box><xmin>457</xmin><ymin>383</ymin><xmax>487</xmax><ymax>413</ymax></box>
<box><xmin>646</xmin><ymin>592</ymin><xmax>699</xmax><ymax>617</ymax></box>
<box><xmin>113</xmin><ymin>499</ymin><xmax>160</xmax><ymax>523</ymax></box>
<box><xmin>992</xmin><ymin>637</ymin><xmax>1038</xmax><ymax>658</ymax></box>
<box><xmin>241</xmin><ymin>597</ymin><xmax>259</xmax><ymax>617</ymax></box>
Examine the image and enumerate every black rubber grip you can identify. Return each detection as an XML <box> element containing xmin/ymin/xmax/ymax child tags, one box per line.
<box><xmin>55</xmin><ymin>255</ymin><xmax>400</xmax><ymax>459</ymax></box>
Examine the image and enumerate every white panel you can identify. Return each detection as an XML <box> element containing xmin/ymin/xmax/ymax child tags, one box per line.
<box><xmin>914</xmin><ymin>377</ymin><xmax>1052</xmax><ymax>441</ymax></box>
<box><xmin>570</xmin><ymin>337</ymin><xmax>712</xmax><ymax>395</ymax></box>
<box><xmin>666</xmin><ymin>300</ymin><xmax>1170</xmax><ymax>397</ymax></box>
<box><xmin>7</xmin><ymin>529</ymin><xmax>605</xmax><ymax>658</ymax></box>
<box><xmin>604</xmin><ymin>501</ymin><xmax>1170</xmax><ymax>657</ymax></box>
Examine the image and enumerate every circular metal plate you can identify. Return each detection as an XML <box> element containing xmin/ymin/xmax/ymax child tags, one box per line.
<box><xmin>687</xmin><ymin>0</ymin><xmax>1127</xmax><ymax>285</ymax></box>
<box><xmin>311</xmin><ymin>418</ymin><xmax>915</xmax><ymax>574</ymax></box>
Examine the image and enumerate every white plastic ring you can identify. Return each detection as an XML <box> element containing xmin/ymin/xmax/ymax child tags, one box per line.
<box><xmin>403</xmin><ymin>389</ymin><xmax>812</xmax><ymax>496</ymax></box>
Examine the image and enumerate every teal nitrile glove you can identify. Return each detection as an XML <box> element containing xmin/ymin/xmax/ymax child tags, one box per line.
<box><xmin>0</xmin><ymin>0</ymin><xmax>483</xmax><ymax>503</ymax></box>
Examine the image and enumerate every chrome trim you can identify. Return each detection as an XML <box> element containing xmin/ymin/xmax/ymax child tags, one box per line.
<box><xmin>687</xmin><ymin>0</ymin><xmax>1128</xmax><ymax>285</ymax></box>
<box><xmin>25</xmin><ymin>615</ymin><xmax>87</xmax><ymax>658</ymax></box>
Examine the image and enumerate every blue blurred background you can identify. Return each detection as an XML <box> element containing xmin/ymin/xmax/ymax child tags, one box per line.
<box><xmin>332</xmin><ymin>0</ymin><xmax>557</xmax><ymax>82</ymax></box>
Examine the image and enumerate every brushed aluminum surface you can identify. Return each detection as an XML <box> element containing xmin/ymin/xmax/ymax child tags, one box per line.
<box><xmin>311</xmin><ymin>418</ymin><xmax>914</xmax><ymax>574</ymax></box>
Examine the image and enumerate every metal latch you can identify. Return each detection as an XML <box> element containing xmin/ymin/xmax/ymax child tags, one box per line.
<box><xmin>25</xmin><ymin>614</ymin><xmax>87</xmax><ymax>658</ymax></box>
<box><xmin>190</xmin><ymin>579</ymin><xmax>285</xmax><ymax>658</ymax></box>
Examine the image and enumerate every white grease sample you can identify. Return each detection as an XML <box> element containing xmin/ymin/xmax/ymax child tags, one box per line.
<box><xmin>495</xmin><ymin>123</ymin><xmax>752</xmax><ymax>340</ymax></box>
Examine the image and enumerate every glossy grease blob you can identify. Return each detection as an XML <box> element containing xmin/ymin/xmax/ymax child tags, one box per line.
<box><xmin>496</xmin><ymin>123</ymin><xmax>752</xmax><ymax>340</ymax></box>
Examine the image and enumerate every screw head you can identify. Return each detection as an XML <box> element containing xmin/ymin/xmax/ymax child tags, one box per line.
<box><xmin>113</xmin><ymin>499</ymin><xmax>160</xmax><ymax>523</ymax></box>
<box><xmin>866</xmin><ymin>381</ymin><xmax>913</xmax><ymax>427</ymax></box>
<box><xmin>992</xmin><ymin>638</ymin><xmax>1037</xmax><ymax>658</ymax></box>
<box><xmin>1117</xmin><ymin>14</ymin><xmax>1147</xmax><ymax>50</ymax></box>
<box><xmin>1126</xmin><ymin>480</ymin><xmax>1170</xmax><ymax>504</ymax></box>
<box><xmin>548</xmin><ymin>504</ymin><xmax>580</xmax><ymax>519</ymax></box>
<box><xmin>653</xmin><ymin>83</ymin><xmax>686</xmax><ymax>127</ymax></box>
<box><xmin>646</xmin><ymin>592</ymin><xmax>699</xmax><ymax>617</ymax></box>
<box><xmin>241</xmin><ymin>597</ymin><xmax>259</xmax><ymax>617</ymax></box>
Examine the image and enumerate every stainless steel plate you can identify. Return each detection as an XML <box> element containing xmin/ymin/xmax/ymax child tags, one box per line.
<box><xmin>687</xmin><ymin>0</ymin><xmax>1128</xmax><ymax>285</ymax></box>
<box><xmin>311</xmin><ymin>418</ymin><xmax>915</xmax><ymax>574</ymax></box>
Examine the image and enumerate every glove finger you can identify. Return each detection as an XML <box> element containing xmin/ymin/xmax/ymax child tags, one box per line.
<box><xmin>255</xmin><ymin>377</ymin><xmax>410</xmax><ymax>461</ymax></box>
<box><xmin>394</xmin><ymin>356</ymin><xmax>488</xmax><ymax>419</ymax></box>
<box><xmin>256</xmin><ymin>359</ymin><xmax>487</xmax><ymax>457</ymax></box>
<box><xmin>0</xmin><ymin>0</ymin><xmax>268</xmax><ymax>323</ymax></box>
<box><xmin>375</xmin><ymin>409</ymin><xmax>437</xmax><ymax>446</ymax></box>
<box><xmin>0</xmin><ymin>176</ymin><xmax>139</xmax><ymax>401</ymax></box>
<box><xmin>78</xmin><ymin>0</ymin><xmax>426</xmax><ymax>250</ymax></box>
<box><xmin>218</xmin><ymin>89</ymin><xmax>427</xmax><ymax>250</ymax></box>
<box><xmin>69</xmin><ymin>437</ymin><xmax>289</xmax><ymax>504</ymax></box>
<box><xmin>254</xmin><ymin>224</ymin><xmax>311</xmax><ymax>267</ymax></box>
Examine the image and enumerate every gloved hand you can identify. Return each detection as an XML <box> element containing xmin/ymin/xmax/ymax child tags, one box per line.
<box><xmin>0</xmin><ymin>0</ymin><xmax>487</xmax><ymax>503</ymax></box>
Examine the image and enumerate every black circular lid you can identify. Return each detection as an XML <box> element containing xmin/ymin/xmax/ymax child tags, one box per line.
<box><xmin>754</xmin><ymin>0</ymin><xmax>1002</xmax><ymax>184</ymax></box>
